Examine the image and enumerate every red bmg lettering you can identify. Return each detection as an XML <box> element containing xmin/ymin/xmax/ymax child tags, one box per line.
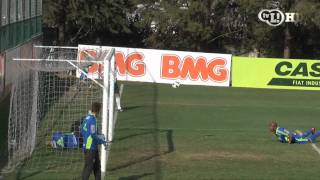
<box><xmin>115</xmin><ymin>51</ymin><xmax>146</xmax><ymax>76</ymax></box>
<box><xmin>161</xmin><ymin>55</ymin><xmax>228</xmax><ymax>82</ymax></box>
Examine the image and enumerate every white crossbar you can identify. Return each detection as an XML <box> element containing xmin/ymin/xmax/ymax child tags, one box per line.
<box><xmin>12</xmin><ymin>58</ymin><xmax>104</xmax><ymax>63</ymax></box>
<box><xmin>34</xmin><ymin>45</ymin><xmax>78</xmax><ymax>49</ymax></box>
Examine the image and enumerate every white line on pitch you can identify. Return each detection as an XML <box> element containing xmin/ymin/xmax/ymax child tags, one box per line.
<box><xmin>296</xmin><ymin>130</ymin><xmax>320</xmax><ymax>156</ymax></box>
<box><xmin>311</xmin><ymin>143</ymin><xmax>320</xmax><ymax>155</ymax></box>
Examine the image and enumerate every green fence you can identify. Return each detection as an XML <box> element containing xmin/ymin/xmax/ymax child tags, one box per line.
<box><xmin>0</xmin><ymin>16</ymin><xmax>42</xmax><ymax>52</ymax></box>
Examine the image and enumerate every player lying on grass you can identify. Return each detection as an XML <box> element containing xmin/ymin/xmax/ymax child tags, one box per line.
<box><xmin>270</xmin><ymin>121</ymin><xmax>320</xmax><ymax>144</ymax></box>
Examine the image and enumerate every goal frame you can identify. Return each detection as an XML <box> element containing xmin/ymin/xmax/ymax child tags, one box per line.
<box><xmin>9</xmin><ymin>45</ymin><xmax>116</xmax><ymax>180</ymax></box>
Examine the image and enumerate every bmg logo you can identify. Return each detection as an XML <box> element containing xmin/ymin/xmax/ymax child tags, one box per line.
<box><xmin>258</xmin><ymin>9</ymin><xmax>297</xmax><ymax>26</ymax></box>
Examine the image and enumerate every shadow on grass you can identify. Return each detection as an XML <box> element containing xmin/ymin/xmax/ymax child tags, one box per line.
<box><xmin>118</xmin><ymin>173</ymin><xmax>153</xmax><ymax>180</ymax></box>
<box><xmin>151</xmin><ymin>83</ymin><xmax>161</xmax><ymax>180</ymax></box>
<box><xmin>122</xmin><ymin>106</ymin><xmax>143</xmax><ymax>111</ymax></box>
<box><xmin>108</xmin><ymin>129</ymin><xmax>175</xmax><ymax>172</ymax></box>
<box><xmin>13</xmin><ymin>153</ymin><xmax>67</xmax><ymax>180</ymax></box>
<box><xmin>109</xmin><ymin>83</ymin><xmax>175</xmax><ymax>179</ymax></box>
<box><xmin>16</xmin><ymin>170</ymin><xmax>42</xmax><ymax>180</ymax></box>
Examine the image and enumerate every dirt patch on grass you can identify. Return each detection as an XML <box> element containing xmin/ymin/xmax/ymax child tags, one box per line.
<box><xmin>182</xmin><ymin>150</ymin><xmax>267</xmax><ymax>161</ymax></box>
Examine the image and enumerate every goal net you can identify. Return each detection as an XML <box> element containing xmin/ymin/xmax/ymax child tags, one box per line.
<box><xmin>4</xmin><ymin>45</ymin><xmax>116</xmax><ymax>179</ymax></box>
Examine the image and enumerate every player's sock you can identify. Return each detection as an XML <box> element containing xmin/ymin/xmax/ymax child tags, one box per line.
<box><xmin>309</xmin><ymin>132</ymin><xmax>320</xmax><ymax>142</ymax></box>
<box><xmin>116</xmin><ymin>96</ymin><xmax>122</xmax><ymax>110</ymax></box>
<box><xmin>301</xmin><ymin>129</ymin><xmax>313</xmax><ymax>138</ymax></box>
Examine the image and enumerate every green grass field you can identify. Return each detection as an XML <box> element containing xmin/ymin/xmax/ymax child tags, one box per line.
<box><xmin>4</xmin><ymin>82</ymin><xmax>320</xmax><ymax>179</ymax></box>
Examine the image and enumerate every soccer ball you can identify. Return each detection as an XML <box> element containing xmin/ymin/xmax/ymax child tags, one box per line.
<box><xmin>172</xmin><ymin>81</ymin><xmax>181</xmax><ymax>88</ymax></box>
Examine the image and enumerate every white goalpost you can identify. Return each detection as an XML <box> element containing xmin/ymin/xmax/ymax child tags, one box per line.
<box><xmin>4</xmin><ymin>45</ymin><xmax>117</xmax><ymax>180</ymax></box>
<box><xmin>101</xmin><ymin>46</ymin><xmax>116</xmax><ymax>179</ymax></box>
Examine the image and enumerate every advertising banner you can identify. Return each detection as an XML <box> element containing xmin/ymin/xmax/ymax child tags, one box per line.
<box><xmin>78</xmin><ymin>45</ymin><xmax>232</xmax><ymax>87</ymax></box>
<box><xmin>232</xmin><ymin>56</ymin><xmax>320</xmax><ymax>90</ymax></box>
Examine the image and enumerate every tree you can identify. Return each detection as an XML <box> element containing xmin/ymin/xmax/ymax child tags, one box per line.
<box><xmin>42</xmin><ymin>0</ymin><xmax>320</xmax><ymax>59</ymax></box>
<box><xmin>43</xmin><ymin>0</ymin><xmax>68</xmax><ymax>44</ymax></box>
<box><xmin>137</xmin><ymin>0</ymin><xmax>242</xmax><ymax>52</ymax></box>
<box><xmin>43</xmin><ymin>0</ymin><xmax>137</xmax><ymax>45</ymax></box>
<box><xmin>239</xmin><ymin>0</ymin><xmax>320</xmax><ymax>59</ymax></box>
<box><xmin>291</xmin><ymin>0</ymin><xmax>320</xmax><ymax>59</ymax></box>
<box><xmin>218</xmin><ymin>0</ymin><xmax>320</xmax><ymax>59</ymax></box>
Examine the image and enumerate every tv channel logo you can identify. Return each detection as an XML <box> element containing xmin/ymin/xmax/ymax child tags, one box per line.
<box><xmin>258</xmin><ymin>9</ymin><xmax>298</xmax><ymax>26</ymax></box>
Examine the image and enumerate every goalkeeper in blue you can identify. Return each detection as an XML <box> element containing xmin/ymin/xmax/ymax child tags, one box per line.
<box><xmin>270</xmin><ymin>121</ymin><xmax>320</xmax><ymax>144</ymax></box>
<box><xmin>81</xmin><ymin>102</ymin><xmax>107</xmax><ymax>180</ymax></box>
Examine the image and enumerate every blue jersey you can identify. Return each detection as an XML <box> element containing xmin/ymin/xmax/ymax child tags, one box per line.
<box><xmin>81</xmin><ymin>114</ymin><xmax>105</xmax><ymax>151</ymax></box>
<box><xmin>51</xmin><ymin>131</ymin><xmax>78</xmax><ymax>149</ymax></box>
<box><xmin>80</xmin><ymin>67</ymin><xmax>89</xmax><ymax>81</ymax></box>
<box><xmin>275</xmin><ymin>127</ymin><xmax>293</xmax><ymax>143</ymax></box>
<box><xmin>275</xmin><ymin>127</ymin><xmax>311</xmax><ymax>144</ymax></box>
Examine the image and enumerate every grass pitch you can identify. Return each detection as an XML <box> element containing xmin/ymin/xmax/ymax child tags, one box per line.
<box><xmin>107</xmin><ymin>82</ymin><xmax>320</xmax><ymax>180</ymax></box>
<box><xmin>4</xmin><ymin>82</ymin><xmax>320</xmax><ymax>179</ymax></box>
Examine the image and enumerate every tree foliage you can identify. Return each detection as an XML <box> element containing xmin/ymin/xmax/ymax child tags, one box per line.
<box><xmin>43</xmin><ymin>0</ymin><xmax>320</xmax><ymax>59</ymax></box>
<box><xmin>43</xmin><ymin>0</ymin><xmax>137</xmax><ymax>45</ymax></box>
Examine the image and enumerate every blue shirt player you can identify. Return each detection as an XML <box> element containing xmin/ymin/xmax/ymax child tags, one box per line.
<box><xmin>269</xmin><ymin>121</ymin><xmax>320</xmax><ymax>144</ymax></box>
<box><xmin>81</xmin><ymin>102</ymin><xmax>106</xmax><ymax>180</ymax></box>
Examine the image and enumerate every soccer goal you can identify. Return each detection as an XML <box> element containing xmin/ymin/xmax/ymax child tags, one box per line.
<box><xmin>4</xmin><ymin>45</ymin><xmax>117</xmax><ymax>179</ymax></box>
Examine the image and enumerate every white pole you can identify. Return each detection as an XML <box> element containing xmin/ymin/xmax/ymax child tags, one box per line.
<box><xmin>29</xmin><ymin>70</ymin><xmax>38</xmax><ymax>155</ymax></box>
<box><xmin>108</xmin><ymin>53</ymin><xmax>115</xmax><ymax>142</ymax></box>
<box><xmin>66</xmin><ymin>61</ymin><xmax>104</xmax><ymax>88</ymax></box>
<box><xmin>12</xmin><ymin>58</ymin><xmax>104</xmax><ymax>63</ymax></box>
<box><xmin>30</xmin><ymin>47</ymin><xmax>53</xmax><ymax>153</ymax></box>
<box><xmin>100</xmin><ymin>49</ymin><xmax>109</xmax><ymax>180</ymax></box>
<box><xmin>33</xmin><ymin>45</ymin><xmax>78</xmax><ymax>49</ymax></box>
